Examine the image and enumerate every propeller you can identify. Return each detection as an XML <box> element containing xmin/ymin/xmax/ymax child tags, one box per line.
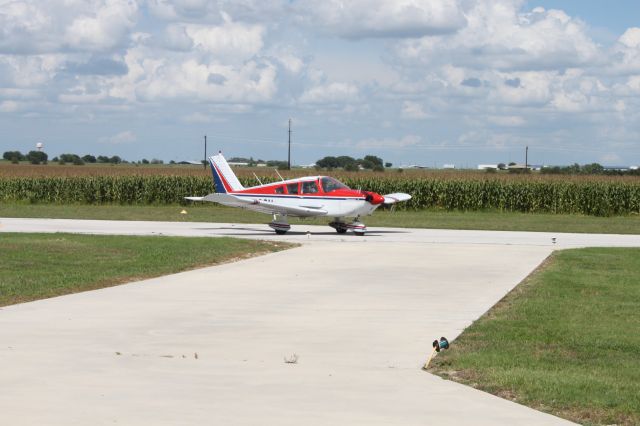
<box><xmin>382</xmin><ymin>193</ymin><xmax>412</xmax><ymax>205</ymax></box>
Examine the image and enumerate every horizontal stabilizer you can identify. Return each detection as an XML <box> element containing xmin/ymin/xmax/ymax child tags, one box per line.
<box><xmin>383</xmin><ymin>193</ymin><xmax>412</xmax><ymax>204</ymax></box>
<box><xmin>184</xmin><ymin>196</ymin><xmax>204</xmax><ymax>201</ymax></box>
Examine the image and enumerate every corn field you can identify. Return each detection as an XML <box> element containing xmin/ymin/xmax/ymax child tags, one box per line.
<box><xmin>2</xmin><ymin>175</ymin><xmax>639</xmax><ymax>216</ymax></box>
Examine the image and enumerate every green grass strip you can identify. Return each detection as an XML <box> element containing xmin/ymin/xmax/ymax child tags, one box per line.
<box><xmin>430</xmin><ymin>248</ymin><xmax>640</xmax><ymax>425</ymax></box>
<box><xmin>0</xmin><ymin>233</ymin><xmax>291</xmax><ymax>307</ymax></box>
<box><xmin>2</xmin><ymin>203</ymin><xmax>640</xmax><ymax>234</ymax></box>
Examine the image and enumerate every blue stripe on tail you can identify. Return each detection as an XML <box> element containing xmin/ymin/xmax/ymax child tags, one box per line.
<box><xmin>209</xmin><ymin>158</ymin><xmax>227</xmax><ymax>193</ymax></box>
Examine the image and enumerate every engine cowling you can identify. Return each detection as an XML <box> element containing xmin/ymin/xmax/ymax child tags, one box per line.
<box><xmin>363</xmin><ymin>191</ymin><xmax>385</xmax><ymax>205</ymax></box>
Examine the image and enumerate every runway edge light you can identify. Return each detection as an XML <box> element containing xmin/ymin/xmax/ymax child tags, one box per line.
<box><xmin>422</xmin><ymin>337</ymin><xmax>449</xmax><ymax>370</ymax></box>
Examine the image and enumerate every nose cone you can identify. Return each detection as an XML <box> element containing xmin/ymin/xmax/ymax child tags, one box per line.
<box><xmin>366</xmin><ymin>191</ymin><xmax>385</xmax><ymax>205</ymax></box>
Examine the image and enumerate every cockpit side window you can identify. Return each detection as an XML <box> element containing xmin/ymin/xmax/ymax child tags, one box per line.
<box><xmin>301</xmin><ymin>181</ymin><xmax>319</xmax><ymax>194</ymax></box>
<box><xmin>320</xmin><ymin>177</ymin><xmax>348</xmax><ymax>192</ymax></box>
<box><xmin>287</xmin><ymin>183</ymin><xmax>299</xmax><ymax>194</ymax></box>
<box><xmin>275</xmin><ymin>186</ymin><xmax>285</xmax><ymax>194</ymax></box>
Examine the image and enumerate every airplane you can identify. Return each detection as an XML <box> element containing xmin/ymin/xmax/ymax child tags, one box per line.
<box><xmin>186</xmin><ymin>152</ymin><xmax>412</xmax><ymax>236</ymax></box>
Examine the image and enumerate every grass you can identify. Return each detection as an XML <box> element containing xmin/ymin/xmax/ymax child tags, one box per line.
<box><xmin>429</xmin><ymin>248</ymin><xmax>640</xmax><ymax>425</ymax></box>
<box><xmin>0</xmin><ymin>233</ymin><xmax>292</xmax><ymax>307</ymax></box>
<box><xmin>1</xmin><ymin>203</ymin><xmax>639</xmax><ymax>234</ymax></box>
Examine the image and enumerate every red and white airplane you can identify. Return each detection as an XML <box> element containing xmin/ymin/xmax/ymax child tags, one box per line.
<box><xmin>187</xmin><ymin>152</ymin><xmax>411</xmax><ymax>235</ymax></box>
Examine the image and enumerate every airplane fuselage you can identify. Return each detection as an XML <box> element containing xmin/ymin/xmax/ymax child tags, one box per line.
<box><xmin>229</xmin><ymin>176</ymin><xmax>383</xmax><ymax>218</ymax></box>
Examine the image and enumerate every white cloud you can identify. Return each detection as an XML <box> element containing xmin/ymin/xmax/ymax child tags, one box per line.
<box><xmin>100</xmin><ymin>130</ymin><xmax>137</xmax><ymax>144</ymax></box>
<box><xmin>487</xmin><ymin>115</ymin><xmax>525</xmax><ymax>126</ymax></box>
<box><xmin>395</xmin><ymin>2</ymin><xmax>599</xmax><ymax>71</ymax></box>
<box><xmin>355</xmin><ymin>134</ymin><xmax>421</xmax><ymax>149</ymax></box>
<box><xmin>0</xmin><ymin>100</ymin><xmax>20</xmax><ymax>112</ymax></box>
<box><xmin>299</xmin><ymin>82</ymin><xmax>358</xmax><ymax>104</ymax></box>
<box><xmin>609</xmin><ymin>27</ymin><xmax>640</xmax><ymax>75</ymax></box>
<box><xmin>0</xmin><ymin>0</ymin><xmax>138</xmax><ymax>54</ymax></box>
<box><xmin>183</xmin><ymin>20</ymin><xmax>264</xmax><ymax>61</ymax></box>
<box><xmin>145</xmin><ymin>0</ymin><xmax>286</xmax><ymax>22</ymax></box>
<box><xmin>401</xmin><ymin>101</ymin><xmax>429</xmax><ymax>119</ymax></box>
<box><xmin>64</xmin><ymin>0</ymin><xmax>138</xmax><ymax>52</ymax></box>
<box><xmin>600</xmin><ymin>153</ymin><xmax>621</xmax><ymax>164</ymax></box>
<box><xmin>619</xmin><ymin>27</ymin><xmax>640</xmax><ymax>48</ymax></box>
<box><xmin>130</xmin><ymin>56</ymin><xmax>278</xmax><ymax>103</ymax></box>
<box><xmin>295</xmin><ymin>0</ymin><xmax>466</xmax><ymax>39</ymax></box>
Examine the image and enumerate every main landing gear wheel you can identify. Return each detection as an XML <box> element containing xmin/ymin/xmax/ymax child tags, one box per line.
<box><xmin>329</xmin><ymin>219</ymin><xmax>367</xmax><ymax>236</ymax></box>
<box><xmin>328</xmin><ymin>220</ymin><xmax>348</xmax><ymax>234</ymax></box>
<box><xmin>269</xmin><ymin>214</ymin><xmax>291</xmax><ymax>235</ymax></box>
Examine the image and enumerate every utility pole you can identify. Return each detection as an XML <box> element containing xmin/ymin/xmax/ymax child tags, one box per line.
<box><xmin>204</xmin><ymin>134</ymin><xmax>207</xmax><ymax>169</ymax></box>
<box><xmin>525</xmin><ymin>146</ymin><xmax>528</xmax><ymax>170</ymax></box>
<box><xmin>287</xmin><ymin>118</ymin><xmax>292</xmax><ymax>170</ymax></box>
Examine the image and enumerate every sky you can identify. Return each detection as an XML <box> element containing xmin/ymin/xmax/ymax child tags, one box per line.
<box><xmin>1</xmin><ymin>0</ymin><xmax>640</xmax><ymax>167</ymax></box>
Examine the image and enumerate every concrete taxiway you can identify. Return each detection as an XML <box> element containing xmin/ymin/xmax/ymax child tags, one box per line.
<box><xmin>2</xmin><ymin>218</ymin><xmax>636</xmax><ymax>424</ymax></box>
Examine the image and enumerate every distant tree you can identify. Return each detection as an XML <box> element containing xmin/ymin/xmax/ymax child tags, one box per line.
<box><xmin>26</xmin><ymin>150</ymin><xmax>47</xmax><ymax>164</ymax></box>
<box><xmin>385</xmin><ymin>162</ymin><xmax>392</xmax><ymax>168</ymax></box>
<box><xmin>169</xmin><ymin>160</ymin><xmax>176</xmax><ymax>164</ymax></box>
<box><xmin>372</xmin><ymin>164</ymin><xmax>384</xmax><ymax>172</ymax></box>
<box><xmin>150</xmin><ymin>158</ymin><xmax>163</xmax><ymax>164</ymax></box>
<box><xmin>316</xmin><ymin>156</ymin><xmax>339</xmax><ymax>169</ymax></box>
<box><xmin>336</xmin><ymin>156</ymin><xmax>357</xmax><ymax>168</ymax></box>
<box><xmin>358</xmin><ymin>158</ymin><xmax>374</xmax><ymax>169</ymax></box>
<box><xmin>497</xmin><ymin>163</ymin><xmax>506</xmax><ymax>170</ymax></box>
<box><xmin>97</xmin><ymin>155</ymin><xmax>110</xmax><ymax>163</ymax></box>
<box><xmin>508</xmin><ymin>162</ymin><xmax>516</xmax><ymax>166</ymax></box>
<box><xmin>567</xmin><ymin>163</ymin><xmax>581</xmax><ymax>174</ymax></box>
<box><xmin>3</xmin><ymin>151</ymin><xmax>25</xmax><ymax>161</ymax></box>
<box><xmin>266</xmin><ymin>160</ymin><xmax>289</xmax><ymax>168</ymax></box>
<box><xmin>82</xmin><ymin>155</ymin><xmax>96</xmax><ymax>163</ymax></box>
<box><xmin>109</xmin><ymin>155</ymin><xmax>122</xmax><ymax>164</ymax></box>
<box><xmin>141</xmin><ymin>159</ymin><xmax>149</xmax><ymax>164</ymax></box>
<box><xmin>363</xmin><ymin>155</ymin><xmax>383</xmax><ymax>168</ymax></box>
<box><xmin>344</xmin><ymin>162</ymin><xmax>359</xmax><ymax>172</ymax></box>
<box><xmin>60</xmin><ymin>153</ymin><xmax>81</xmax><ymax>163</ymax></box>
<box><xmin>72</xmin><ymin>156</ymin><xmax>84</xmax><ymax>165</ymax></box>
<box><xmin>582</xmin><ymin>163</ymin><xmax>604</xmax><ymax>175</ymax></box>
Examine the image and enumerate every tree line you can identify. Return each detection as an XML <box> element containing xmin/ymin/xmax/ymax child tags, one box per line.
<box><xmin>540</xmin><ymin>163</ymin><xmax>640</xmax><ymax>176</ymax></box>
<box><xmin>315</xmin><ymin>155</ymin><xmax>389</xmax><ymax>171</ymax></box>
<box><xmin>2</xmin><ymin>150</ymin><xmax>167</xmax><ymax>166</ymax></box>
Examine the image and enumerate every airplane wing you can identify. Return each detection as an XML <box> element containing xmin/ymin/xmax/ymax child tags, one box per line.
<box><xmin>187</xmin><ymin>193</ymin><xmax>328</xmax><ymax>217</ymax></box>
<box><xmin>382</xmin><ymin>193</ymin><xmax>412</xmax><ymax>204</ymax></box>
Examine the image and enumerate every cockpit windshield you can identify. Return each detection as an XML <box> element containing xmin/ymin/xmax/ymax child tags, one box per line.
<box><xmin>321</xmin><ymin>177</ymin><xmax>349</xmax><ymax>192</ymax></box>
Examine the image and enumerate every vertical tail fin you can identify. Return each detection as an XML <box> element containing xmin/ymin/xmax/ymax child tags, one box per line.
<box><xmin>209</xmin><ymin>152</ymin><xmax>244</xmax><ymax>193</ymax></box>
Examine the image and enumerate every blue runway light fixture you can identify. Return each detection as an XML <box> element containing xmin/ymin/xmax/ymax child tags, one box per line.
<box><xmin>422</xmin><ymin>336</ymin><xmax>450</xmax><ymax>370</ymax></box>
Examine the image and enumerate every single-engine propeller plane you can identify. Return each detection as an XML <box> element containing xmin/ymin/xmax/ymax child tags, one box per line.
<box><xmin>186</xmin><ymin>152</ymin><xmax>411</xmax><ymax>236</ymax></box>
